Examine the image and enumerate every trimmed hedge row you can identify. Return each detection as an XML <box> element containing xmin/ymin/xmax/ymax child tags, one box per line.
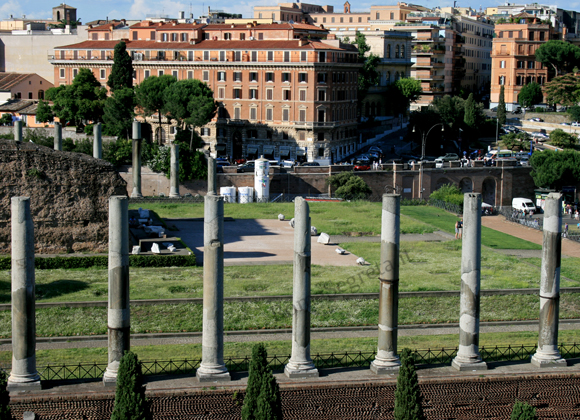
<box><xmin>0</xmin><ymin>254</ymin><xmax>196</xmax><ymax>270</ymax></box>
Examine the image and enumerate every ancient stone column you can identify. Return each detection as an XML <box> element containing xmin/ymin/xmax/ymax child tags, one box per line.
<box><xmin>8</xmin><ymin>197</ymin><xmax>41</xmax><ymax>390</ymax></box>
<box><xmin>197</xmin><ymin>194</ymin><xmax>230</xmax><ymax>382</ymax></box>
<box><xmin>169</xmin><ymin>143</ymin><xmax>180</xmax><ymax>197</ymax></box>
<box><xmin>452</xmin><ymin>193</ymin><xmax>487</xmax><ymax>371</ymax></box>
<box><xmin>14</xmin><ymin>120</ymin><xmax>22</xmax><ymax>142</ymax></box>
<box><xmin>103</xmin><ymin>196</ymin><xmax>130</xmax><ymax>386</ymax></box>
<box><xmin>207</xmin><ymin>157</ymin><xmax>216</xmax><ymax>195</ymax></box>
<box><xmin>54</xmin><ymin>122</ymin><xmax>62</xmax><ymax>151</ymax></box>
<box><xmin>93</xmin><ymin>122</ymin><xmax>102</xmax><ymax>159</ymax></box>
<box><xmin>371</xmin><ymin>194</ymin><xmax>401</xmax><ymax>373</ymax></box>
<box><xmin>131</xmin><ymin>121</ymin><xmax>143</xmax><ymax>198</ymax></box>
<box><xmin>531</xmin><ymin>192</ymin><xmax>567</xmax><ymax>367</ymax></box>
<box><xmin>285</xmin><ymin>197</ymin><xmax>318</xmax><ymax>378</ymax></box>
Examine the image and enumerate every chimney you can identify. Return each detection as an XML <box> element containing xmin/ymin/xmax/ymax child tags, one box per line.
<box><xmin>298</xmin><ymin>37</ymin><xmax>308</xmax><ymax>46</ymax></box>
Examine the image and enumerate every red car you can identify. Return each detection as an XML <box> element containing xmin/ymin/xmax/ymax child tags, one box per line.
<box><xmin>354</xmin><ymin>161</ymin><xmax>371</xmax><ymax>171</ymax></box>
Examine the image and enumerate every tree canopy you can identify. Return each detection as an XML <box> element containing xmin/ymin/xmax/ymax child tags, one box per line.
<box><xmin>108</xmin><ymin>41</ymin><xmax>134</xmax><ymax>92</ymax></box>
<box><xmin>549</xmin><ymin>128</ymin><xmax>578</xmax><ymax>149</ymax></box>
<box><xmin>535</xmin><ymin>40</ymin><xmax>580</xmax><ymax>76</ymax></box>
<box><xmin>567</xmin><ymin>105</ymin><xmax>580</xmax><ymax>122</ymax></box>
<box><xmin>544</xmin><ymin>73</ymin><xmax>580</xmax><ymax>107</ymax></box>
<box><xmin>464</xmin><ymin>93</ymin><xmax>476</xmax><ymax>128</ymax></box>
<box><xmin>352</xmin><ymin>32</ymin><xmax>381</xmax><ymax>98</ymax></box>
<box><xmin>103</xmin><ymin>87</ymin><xmax>135</xmax><ymax>138</ymax></box>
<box><xmin>135</xmin><ymin>75</ymin><xmax>176</xmax><ymax>143</ymax></box>
<box><xmin>35</xmin><ymin>99</ymin><xmax>54</xmax><ymax>123</ymax></box>
<box><xmin>395</xmin><ymin>78</ymin><xmax>422</xmax><ymax>105</ymax></box>
<box><xmin>163</xmin><ymin>79</ymin><xmax>216</xmax><ymax>129</ymax></box>
<box><xmin>518</xmin><ymin>82</ymin><xmax>544</xmax><ymax>108</ymax></box>
<box><xmin>530</xmin><ymin>149</ymin><xmax>580</xmax><ymax>189</ymax></box>
<box><xmin>45</xmin><ymin>68</ymin><xmax>107</xmax><ymax>126</ymax></box>
<box><xmin>498</xmin><ymin>86</ymin><xmax>507</xmax><ymax>126</ymax></box>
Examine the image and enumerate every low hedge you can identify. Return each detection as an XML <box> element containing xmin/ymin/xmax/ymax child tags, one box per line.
<box><xmin>0</xmin><ymin>254</ymin><xmax>196</xmax><ymax>270</ymax></box>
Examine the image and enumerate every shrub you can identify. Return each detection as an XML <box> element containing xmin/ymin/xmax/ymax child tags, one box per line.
<box><xmin>110</xmin><ymin>351</ymin><xmax>150</xmax><ymax>420</ymax></box>
<box><xmin>255</xmin><ymin>372</ymin><xmax>282</xmax><ymax>420</ymax></box>
<box><xmin>144</xmin><ymin>140</ymin><xmax>207</xmax><ymax>182</ymax></box>
<box><xmin>511</xmin><ymin>401</ymin><xmax>537</xmax><ymax>420</ymax></box>
<box><xmin>549</xmin><ymin>129</ymin><xmax>577</xmax><ymax>149</ymax></box>
<box><xmin>104</xmin><ymin>138</ymin><xmax>133</xmax><ymax>166</ymax></box>
<box><xmin>327</xmin><ymin>172</ymin><xmax>372</xmax><ymax>200</ymax></box>
<box><xmin>429</xmin><ymin>184</ymin><xmax>464</xmax><ymax>206</ymax></box>
<box><xmin>394</xmin><ymin>348</ymin><xmax>425</xmax><ymax>420</ymax></box>
<box><xmin>242</xmin><ymin>343</ymin><xmax>269</xmax><ymax>420</ymax></box>
<box><xmin>0</xmin><ymin>369</ymin><xmax>10</xmax><ymax>420</ymax></box>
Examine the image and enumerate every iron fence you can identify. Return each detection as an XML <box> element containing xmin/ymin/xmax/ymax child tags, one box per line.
<box><xmin>499</xmin><ymin>207</ymin><xmax>543</xmax><ymax>230</ymax></box>
<box><xmin>429</xmin><ymin>199</ymin><xmax>463</xmax><ymax>215</ymax></box>
<box><xmin>16</xmin><ymin>343</ymin><xmax>579</xmax><ymax>381</ymax></box>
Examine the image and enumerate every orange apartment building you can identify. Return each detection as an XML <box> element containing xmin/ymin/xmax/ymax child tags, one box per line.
<box><xmin>490</xmin><ymin>15</ymin><xmax>561</xmax><ymax>110</ymax></box>
<box><xmin>49</xmin><ymin>21</ymin><xmax>361</xmax><ymax>163</ymax></box>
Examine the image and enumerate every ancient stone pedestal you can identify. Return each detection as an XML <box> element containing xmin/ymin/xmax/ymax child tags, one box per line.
<box><xmin>197</xmin><ymin>194</ymin><xmax>230</xmax><ymax>382</ymax></box>
<box><xmin>169</xmin><ymin>143</ymin><xmax>180</xmax><ymax>197</ymax></box>
<box><xmin>531</xmin><ymin>193</ymin><xmax>567</xmax><ymax>368</ymax></box>
<box><xmin>452</xmin><ymin>193</ymin><xmax>487</xmax><ymax>371</ymax></box>
<box><xmin>93</xmin><ymin>123</ymin><xmax>102</xmax><ymax>159</ymax></box>
<box><xmin>103</xmin><ymin>196</ymin><xmax>130</xmax><ymax>386</ymax></box>
<box><xmin>8</xmin><ymin>197</ymin><xmax>41</xmax><ymax>390</ymax></box>
<box><xmin>54</xmin><ymin>122</ymin><xmax>62</xmax><ymax>151</ymax></box>
<box><xmin>285</xmin><ymin>197</ymin><xmax>318</xmax><ymax>378</ymax></box>
<box><xmin>207</xmin><ymin>157</ymin><xmax>216</xmax><ymax>195</ymax></box>
<box><xmin>371</xmin><ymin>194</ymin><xmax>401</xmax><ymax>374</ymax></box>
<box><xmin>131</xmin><ymin>122</ymin><xmax>142</xmax><ymax>198</ymax></box>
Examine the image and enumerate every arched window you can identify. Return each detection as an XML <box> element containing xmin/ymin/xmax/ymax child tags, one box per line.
<box><xmin>395</xmin><ymin>45</ymin><xmax>400</xmax><ymax>58</ymax></box>
<box><xmin>385</xmin><ymin>71</ymin><xmax>391</xmax><ymax>84</ymax></box>
<box><xmin>57</xmin><ymin>11</ymin><xmax>61</xmax><ymax>21</ymax></box>
<box><xmin>400</xmin><ymin>44</ymin><xmax>405</xmax><ymax>58</ymax></box>
<box><xmin>386</xmin><ymin>44</ymin><xmax>391</xmax><ymax>58</ymax></box>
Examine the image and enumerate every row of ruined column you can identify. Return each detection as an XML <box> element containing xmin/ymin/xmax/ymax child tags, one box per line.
<box><xmin>6</xmin><ymin>176</ymin><xmax>566</xmax><ymax>389</ymax></box>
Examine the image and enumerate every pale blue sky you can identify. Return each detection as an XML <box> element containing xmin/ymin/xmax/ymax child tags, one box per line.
<box><xmin>2</xmin><ymin>0</ymin><xmax>579</xmax><ymax>24</ymax></box>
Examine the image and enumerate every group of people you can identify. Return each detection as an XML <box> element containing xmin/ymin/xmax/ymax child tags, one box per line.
<box><xmin>564</xmin><ymin>204</ymin><xmax>579</xmax><ymax>221</ymax></box>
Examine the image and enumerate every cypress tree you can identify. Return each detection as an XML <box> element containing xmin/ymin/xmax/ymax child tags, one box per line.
<box><xmin>394</xmin><ymin>348</ymin><xmax>425</xmax><ymax>420</ymax></box>
<box><xmin>110</xmin><ymin>351</ymin><xmax>150</xmax><ymax>420</ymax></box>
<box><xmin>511</xmin><ymin>401</ymin><xmax>537</xmax><ymax>420</ymax></box>
<box><xmin>242</xmin><ymin>343</ymin><xmax>269</xmax><ymax>420</ymax></box>
<box><xmin>256</xmin><ymin>371</ymin><xmax>282</xmax><ymax>420</ymax></box>
<box><xmin>464</xmin><ymin>93</ymin><xmax>476</xmax><ymax>128</ymax></box>
<box><xmin>108</xmin><ymin>41</ymin><xmax>134</xmax><ymax>92</ymax></box>
<box><xmin>0</xmin><ymin>370</ymin><xmax>10</xmax><ymax>420</ymax></box>
<box><xmin>498</xmin><ymin>85</ymin><xmax>507</xmax><ymax>126</ymax></box>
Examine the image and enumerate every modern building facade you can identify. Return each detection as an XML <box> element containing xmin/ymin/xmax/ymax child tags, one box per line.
<box><xmin>50</xmin><ymin>21</ymin><xmax>361</xmax><ymax>163</ymax></box>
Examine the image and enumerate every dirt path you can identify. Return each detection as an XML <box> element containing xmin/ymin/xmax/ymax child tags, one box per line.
<box><xmin>482</xmin><ymin>215</ymin><xmax>580</xmax><ymax>258</ymax></box>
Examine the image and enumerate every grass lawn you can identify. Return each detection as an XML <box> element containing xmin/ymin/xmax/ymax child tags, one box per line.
<box><xmin>1</xmin><ymin>294</ymin><xmax>578</xmax><ymax>338</ymax></box>
<box><xmin>130</xmin><ymin>201</ymin><xmax>435</xmax><ymax>236</ymax></box>
<box><xmin>1</xmin><ymin>330</ymin><xmax>578</xmax><ymax>367</ymax></box>
<box><xmin>523</xmin><ymin>257</ymin><xmax>580</xmax><ymax>285</ymax></box>
<box><xmin>400</xmin><ymin>206</ymin><xmax>541</xmax><ymax>250</ymax></box>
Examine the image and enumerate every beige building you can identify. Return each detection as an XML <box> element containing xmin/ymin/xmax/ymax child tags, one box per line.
<box><xmin>0</xmin><ymin>73</ymin><xmax>53</xmax><ymax>100</ymax></box>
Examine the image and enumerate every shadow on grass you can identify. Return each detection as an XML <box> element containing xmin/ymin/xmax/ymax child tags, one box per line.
<box><xmin>35</xmin><ymin>280</ymin><xmax>89</xmax><ymax>301</ymax></box>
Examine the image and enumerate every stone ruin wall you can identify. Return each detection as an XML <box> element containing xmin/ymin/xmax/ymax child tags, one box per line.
<box><xmin>0</xmin><ymin>140</ymin><xmax>127</xmax><ymax>254</ymax></box>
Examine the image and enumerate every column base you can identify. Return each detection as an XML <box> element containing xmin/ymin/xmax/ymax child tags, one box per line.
<box><xmin>103</xmin><ymin>363</ymin><xmax>120</xmax><ymax>387</ymax></box>
<box><xmin>284</xmin><ymin>366</ymin><xmax>319</xmax><ymax>379</ymax></box>
<box><xmin>131</xmin><ymin>189</ymin><xmax>143</xmax><ymax>198</ymax></box>
<box><xmin>531</xmin><ymin>354</ymin><xmax>567</xmax><ymax>368</ymax></box>
<box><xmin>370</xmin><ymin>359</ymin><xmax>401</xmax><ymax>375</ymax></box>
<box><xmin>196</xmin><ymin>371</ymin><xmax>231</xmax><ymax>383</ymax></box>
<box><xmin>451</xmin><ymin>358</ymin><xmax>488</xmax><ymax>371</ymax></box>
<box><xmin>169</xmin><ymin>193</ymin><xmax>181</xmax><ymax>198</ymax></box>
<box><xmin>7</xmin><ymin>373</ymin><xmax>42</xmax><ymax>391</ymax></box>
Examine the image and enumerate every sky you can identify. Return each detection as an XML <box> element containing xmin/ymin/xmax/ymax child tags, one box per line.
<box><xmin>2</xmin><ymin>0</ymin><xmax>580</xmax><ymax>24</ymax></box>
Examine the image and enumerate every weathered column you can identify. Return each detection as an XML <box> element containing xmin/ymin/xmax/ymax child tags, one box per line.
<box><xmin>169</xmin><ymin>143</ymin><xmax>180</xmax><ymax>197</ymax></box>
<box><xmin>14</xmin><ymin>120</ymin><xmax>22</xmax><ymax>142</ymax></box>
<box><xmin>207</xmin><ymin>157</ymin><xmax>217</xmax><ymax>195</ymax></box>
<box><xmin>93</xmin><ymin>122</ymin><xmax>102</xmax><ymax>159</ymax></box>
<box><xmin>371</xmin><ymin>194</ymin><xmax>401</xmax><ymax>373</ymax></box>
<box><xmin>8</xmin><ymin>197</ymin><xmax>41</xmax><ymax>390</ymax></box>
<box><xmin>103</xmin><ymin>196</ymin><xmax>130</xmax><ymax>386</ymax></box>
<box><xmin>285</xmin><ymin>197</ymin><xmax>318</xmax><ymax>378</ymax></box>
<box><xmin>54</xmin><ymin>122</ymin><xmax>62</xmax><ymax>151</ymax></box>
<box><xmin>197</xmin><ymin>194</ymin><xmax>230</xmax><ymax>382</ymax></box>
<box><xmin>452</xmin><ymin>193</ymin><xmax>487</xmax><ymax>371</ymax></box>
<box><xmin>531</xmin><ymin>192</ymin><xmax>567</xmax><ymax>367</ymax></box>
<box><xmin>131</xmin><ymin>121</ymin><xmax>143</xmax><ymax>198</ymax></box>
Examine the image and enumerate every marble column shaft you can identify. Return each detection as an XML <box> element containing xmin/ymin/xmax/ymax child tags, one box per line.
<box><xmin>285</xmin><ymin>197</ymin><xmax>318</xmax><ymax>378</ymax></box>
<box><xmin>452</xmin><ymin>193</ymin><xmax>487</xmax><ymax>371</ymax></box>
<box><xmin>131</xmin><ymin>122</ymin><xmax>142</xmax><ymax>198</ymax></box>
<box><xmin>8</xmin><ymin>197</ymin><xmax>41</xmax><ymax>389</ymax></box>
<box><xmin>93</xmin><ymin>122</ymin><xmax>102</xmax><ymax>159</ymax></box>
<box><xmin>170</xmin><ymin>143</ymin><xmax>180</xmax><ymax>197</ymax></box>
<box><xmin>14</xmin><ymin>121</ymin><xmax>22</xmax><ymax>142</ymax></box>
<box><xmin>207</xmin><ymin>157</ymin><xmax>216</xmax><ymax>195</ymax></box>
<box><xmin>197</xmin><ymin>195</ymin><xmax>230</xmax><ymax>382</ymax></box>
<box><xmin>103</xmin><ymin>196</ymin><xmax>130</xmax><ymax>385</ymax></box>
<box><xmin>54</xmin><ymin>122</ymin><xmax>62</xmax><ymax>151</ymax></box>
<box><xmin>371</xmin><ymin>194</ymin><xmax>401</xmax><ymax>373</ymax></box>
<box><xmin>531</xmin><ymin>193</ymin><xmax>566</xmax><ymax>367</ymax></box>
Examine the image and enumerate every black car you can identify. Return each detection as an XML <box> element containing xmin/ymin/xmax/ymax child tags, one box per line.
<box><xmin>237</xmin><ymin>162</ymin><xmax>255</xmax><ymax>173</ymax></box>
<box><xmin>300</xmin><ymin>162</ymin><xmax>320</xmax><ymax>166</ymax></box>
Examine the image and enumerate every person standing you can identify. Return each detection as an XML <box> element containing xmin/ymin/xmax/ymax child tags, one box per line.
<box><xmin>458</xmin><ymin>218</ymin><xmax>463</xmax><ymax>239</ymax></box>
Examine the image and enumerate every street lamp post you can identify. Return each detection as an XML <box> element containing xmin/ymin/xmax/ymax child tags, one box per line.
<box><xmin>413</xmin><ymin>123</ymin><xmax>444</xmax><ymax>200</ymax></box>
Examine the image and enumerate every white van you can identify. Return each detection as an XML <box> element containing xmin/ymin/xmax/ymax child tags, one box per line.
<box><xmin>512</xmin><ymin>197</ymin><xmax>537</xmax><ymax>214</ymax></box>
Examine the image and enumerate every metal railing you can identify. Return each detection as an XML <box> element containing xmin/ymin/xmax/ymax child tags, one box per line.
<box><xmin>429</xmin><ymin>199</ymin><xmax>463</xmax><ymax>215</ymax></box>
<box><xmin>17</xmin><ymin>343</ymin><xmax>579</xmax><ymax>381</ymax></box>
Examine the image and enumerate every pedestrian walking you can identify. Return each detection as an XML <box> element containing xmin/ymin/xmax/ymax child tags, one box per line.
<box><xmin>458</xmin><ymin>219</ymin><xmax>463</xmax><ymax>239</ymax></box>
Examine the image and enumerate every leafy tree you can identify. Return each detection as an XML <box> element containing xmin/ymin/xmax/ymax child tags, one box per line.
<box><xmin>0</xmin><ymin>369</ymin><xmax>10</xmax><ymax>420</ymax></box>
<box><xmin>549</xmin><ymin>128</ymin><xmax>577</xmax><ymax>148</ymax></box>
<box><xmin>103</xmin><ymin>87</ymin><xmax>136</xmax><ymax>138</ymax></box>
<box><xmin>566</xmin><ymin>105</ymin><xmax>580</xmax><ymax>122</ymax></box>
<box><xmin>36</xmin><ymin>99</ymin><xmax>54</xmax><ymax>123</ymax></box>
<box><xmin>49</xmin><ymin>18</ymin><xmax>81</xmax><ymax>29</ymax></box>
<box><xmin>464</xmin><ymin>93</ymin><xmax>476</xmax><ymax>128</ymax></box>
<box><xmin>535</xmin><ymin>40</ymin><xmax>580</xmax><ymax>76</ymax></box>
<box><xmin>498</xmin><ymin>86</ymin><xmax>507</xmax><ymax>126</ymax></box>
<box><xmin>255</xmin><ymin>369</ymin><xmax>283</xmax><ymax>420</ymax></box>
<box><xmin>45</xmin><ymin>68</ymin><xmax>107</xmax><ymax>126</ymax></box>
<box><xmin>394</xmin><ymin>348</ymin><xmax>425</xmax><ymax>420</ymax></box>
<box><xmin>395</xmin><ymin>78</ymin><xmax>422</xmax><ymax>111</ymax></box>
<box><xmin>518</xmin><ymin>82</ymin><xmax>544</xmax><ymax>108</ymax></box>
<box><xmin>108</xmin><ymin>41</ymin><xmax>134</xmax><ymax>92</ymax></box>
<box><xmin>163</xmin><ymin>79</ymin><xmax>216</xmax><ymax>148</ymax></box>
<box><xmin>327</xmin><ymin>172</ymin><xmax>372</xmax><ymax>200</ymax></box>
<box><xmin>104</xmin><ymin>138</ymin><xmax>133</xmax><ymax>166</ymax></box>
<box><xmin>145</xmin><ymin>139</ymin><xmax>207</xmax><ymax>181</ymax></box>
<box><xmin>242</xmin><ymin>343</ymin><xmax>269</xmax><ymax>420</ymax></box>
<box><xmin>511</xmin><ymin>401</ymin><xmax>537</xmax><ymax>420</ymax></box>
<box><xmin>110</xmin><ymin>351</ymin><xmax>151</xmax><ymax>420</ymax></box>
<box><xmin>135</xmin><ymin>75</ymin><xmax>176</xmax><ymax>144</ymax></box>
<box><xmin>501</xmin><ymin>132</ymin><xmax>531</xmax><ymax>151</ymax></box>
<box><xmin>352</xmin><ymin>32</ymin><xmax>380</xmax><ymax>110</ymax></box>
<box><xmin>429</xmin><ymin>184</ymin><xmax>464</xmax><ymax>207</ymax></box>
<box><xmin>433</xmin><ymin>95</ymin><xmax>465</xmax><ymax>128</ymax></box>
<box><xmin>0</xmin><ymin>114</ymin><xmax>13</xmax><ymax>125</ymax></box>
<box><xmin>530</xmin><ymin>149</ymin><xmax>580</xmax><ymax>189</ymax></box>
<box><xmin>544</xmin><ymin>74</ymin><xmax>580</xmax><ymax>107</ymax></box>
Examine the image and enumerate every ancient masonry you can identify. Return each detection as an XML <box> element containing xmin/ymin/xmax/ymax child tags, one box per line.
<box><xmin>0</xmin><ymin>140</ymin><xmax>126</xmax><ymax>253</ymax></box>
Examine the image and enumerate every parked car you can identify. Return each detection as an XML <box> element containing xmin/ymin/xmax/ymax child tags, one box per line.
<box><xmin>518</xmin><ymin>156</ymin><xmax>530</xmax><ymax>166</ymax></box>
<box><xmin>435</xmin><ymin>158</ymin><xmax>444</xmax><ymax>168</ymax></box>
<box><xmin>437</xmin><ymin>153</ymin><xmax>459</xmax><ymax>162</ymax></box>
<box><xmin>356</xmin><ymin>154</ymin><xmax>371</xmax><ymax>163</ymax></box>
<box><xmin>572</xmin><ymin>121</ymin><xmax>580</xmax><ymax>127</ymax></box>
<box><xmin>354</xmin><ymin>161</ymin><xmax>371</xmax><ymax>171</ymax></box>
<box><xmin>528</xmin><ymin>118</ymin><xmax>543</xmax><ymax>122</ymax></box>
<box><xmin>512</xmin><ymin>107</ymin><xmax>522</xmax><ymax>114</ymax></box>
<box><xmin>531</xmin><ymin>132</ymin><xmax>549</xmax><ymax>141</ymax></box>
<box><xmin>512</xmin><ymin>197</ymin><xmax>537</xmax><ymax>214</ymax></box>
<box><xmin>216</xmin><ymin>159</ymin><xmax>230</xmax><ymax>173</ymax></box>
<box><xmin>490</xmin><ymin>107</ymin><xmax>498</xmax><ymax>112</ymax></box>
<box><xmin>368</xmin><ymin>146</ymin><xmax>383</xmax><ymax>154</ymax></box>
<box><xmin>560</xmin><ymin>122</ymin><xmax>571</xmax><ymax>126</ymax></box>
<box><xmin>300</xmin><ymin>161</ymin><xmax>320</xmax><ymax>167</ymax></box>
<box><xmin>281</xmin><ymin>159</ymin><xmax>295</xmax><ymax>169</ymax></box>
<box><xmin>237</xmin><ymin>161</ymin><xmax>255</xmax><ymax>173</ymax></box>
